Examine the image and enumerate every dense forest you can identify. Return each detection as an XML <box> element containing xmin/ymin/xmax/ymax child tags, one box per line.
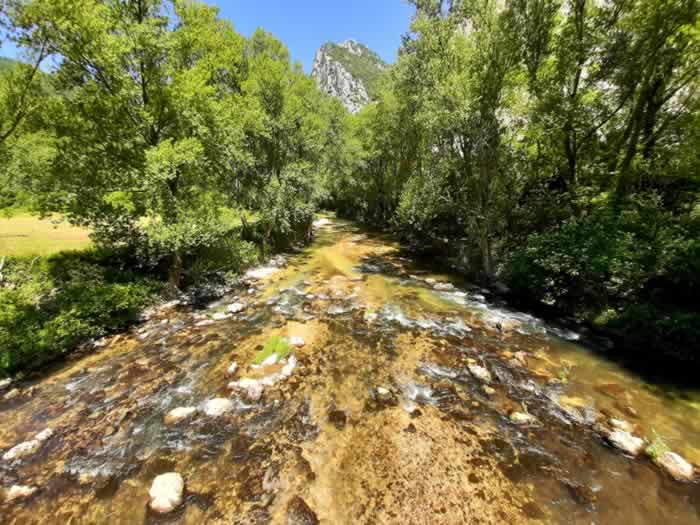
<box><xmin>0</xmin><ymin>0</ymin><xmax>698</xmax><ymax>375</ymax></box>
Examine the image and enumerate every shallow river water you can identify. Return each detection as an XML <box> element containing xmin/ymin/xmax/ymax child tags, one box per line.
<box><xmin>1</xmin><ymin>219</ymin><xmax>699</xmax><ymax>524</ymax></box>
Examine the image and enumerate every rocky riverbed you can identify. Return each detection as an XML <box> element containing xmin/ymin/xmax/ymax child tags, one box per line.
<box><xmin>1</xmin><ymin>219</ymin><xmax>699</xmax><ymax>524</ymax></box>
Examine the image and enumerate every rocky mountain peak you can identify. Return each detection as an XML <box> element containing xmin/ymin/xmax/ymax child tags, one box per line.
<box><xmin>311</xmin><ymin>40</ymin><xmax>387</xmax><ymax>114</ymax></box>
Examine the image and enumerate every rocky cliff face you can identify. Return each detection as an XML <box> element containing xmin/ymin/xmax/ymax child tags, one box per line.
<box><xmin>311</xmin><ymin>40</ymin><xmax>387</xmax><ymax>114</ymax></box>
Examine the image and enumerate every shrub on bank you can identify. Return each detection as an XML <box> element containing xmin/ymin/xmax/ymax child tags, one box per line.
<box><xmin>0</xmin><ymin>250</ymin><xmax>162</xmax><ymax>376</ymax></box>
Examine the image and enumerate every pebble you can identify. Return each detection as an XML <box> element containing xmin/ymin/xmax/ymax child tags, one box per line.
<box><xmin>149</xmin><ymin>472</ymin><xmax>184</xmax><ymax>513</ymax></box>
<box><xmin>483</xmin><ymin>386</ymin><xmax>496</xmax><ymax>396</ymax></box>
<box><xmin>164</xmin><ymin>407</ymin><xmax>197</xmax><ymax>425</ymax></box>
<box><xmin>202</xmin><ymin>398</ymin><xmax>234</xmax><ymax>417</ymax></box>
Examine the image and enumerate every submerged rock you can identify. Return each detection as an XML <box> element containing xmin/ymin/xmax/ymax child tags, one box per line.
<box><xmin>328</xmin><ymin>409</ymin><xmax>348</xmax><ymax>430</ymax></box>
<box><xmin>149</xmin><ymin>472</ymin><xmax>184</xmax><ymax>514</ymax></box>
<box><xmin>202</xmin><ymin>398</ymin><xmax>234</xmax><ymax>417</ymax></box>
<box><xmin>164</xmin><ymin>407</ymin><xmax>197</xmax><ymax>425</ymax></box>
<box><xmin>651</xmin><ymin>451</ymin><xmax>695</xmax><ymax>482</ymax></box>
<box><xmin>287</xmin><ymin>495</ymin><xmax>319</xmax><ymax>525</ymax></box>
<box><xmin>3</xmin><ymin>485</ymin><xmax>38</xmax><ymax>502</ymax></box>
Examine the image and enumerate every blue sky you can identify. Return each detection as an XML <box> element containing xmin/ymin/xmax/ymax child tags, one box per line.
<box><xmin>1</xmin><ymin>1</ymin><xmax>416</xmax><ymax>72</ymax></box>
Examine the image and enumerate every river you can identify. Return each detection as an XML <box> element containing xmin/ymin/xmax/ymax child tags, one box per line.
<box><xmin>1</xmin><ymin>218</ymin><xmax>699</xmax><ymax>524</ymax></box>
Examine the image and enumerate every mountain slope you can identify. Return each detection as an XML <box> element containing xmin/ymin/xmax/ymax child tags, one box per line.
<box><xmin>311</xmin><ymin>40</ymin><xmax>387</xmax><ymax>114</ymax></box>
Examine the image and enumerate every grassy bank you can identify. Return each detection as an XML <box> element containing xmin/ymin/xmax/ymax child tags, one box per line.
<box><xmin>0</xmin><ymin>211</ymin><xmax>92</xmax><ymax>257</ymax></box>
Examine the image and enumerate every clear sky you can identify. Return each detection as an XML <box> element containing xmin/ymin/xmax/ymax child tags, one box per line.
<box><xmin>0</xmin><ymin>1</ymin><xmax>416</xmax><ymax>72</ymax></box>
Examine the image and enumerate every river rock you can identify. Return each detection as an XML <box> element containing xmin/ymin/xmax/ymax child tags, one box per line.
<box><xmin>3</xmin><ymin>428</ymin><xmax>53</xmax><ymax>461</ymax></box>
<box><xmin>513</xmin><ymin>351</ymin><xmax>528</xmax><ymax>366</ymax></box>
<box><xmin>433</xmin><ymin>282</ymin><xmax>455</xmax><ymax>291</ymax></box>
<box><xmin>4</xmin><ymin>388</ymin><xmax>20</xmax><ymax>401</ymax></box>
<box><xmin>226</xmin><ymin>362</ymin><xmax>238</xmax><ymax>376</ymax></box>
<box><xmin>510</xmin><ymin>412</ymin><xmax>538</xmax><ymax>425</ymax></box>
<box><xmin>149</xmin><ymin>472</ymin><xmax>184</xmax><ymax>514</ymax></box>
<box><xmin>164</xmin><ymin>407</ymin><xmax>197</xmax><ymax>425</ymax></box>
<box><xmin>604</xmin><ymin>429</ymin><xmax>645</xmax><ymax>456</ymax></box>
<box><xmin>4</xmin><ymin>485</ymin><xmax>38</xmax><ymax>502</ymax></box>
<box><xmin>212</xmin><ymin>312</ymin><xmax>231</xmax><ymax>321</ymax></box>
<box><xmin>287</xmin><ymin>495</ymin><xmax>319</xmax><ymax>525</ymax></box>
<box><xmin>483</xmin><ymin>386</ymin><xmax>496</xmax><ymax>396</ymax></box>
<box><xmin>651</xmin><ymin>451</ymin><xmax>695</xmax><ymax>482</ymax></box>
<box><xmin>202</xmin><ymin>398</ymin><xmax>234</xmax><ymax>417</ymax></box>
<box><xmin>195</xmin><ymin>319</ymin><xmax>214</xmax><ymax>327</ymax></box>
<box><xmin>289</xmin><ymin>336</ymin><xmax>305</xmax><ymax>347</ymax></box>
<box><xmin>0</xmin><ymin>378</ymin><xmax>12</xmax><ymax>391</ymax></box>
<box><xmin>35</xmin><ymin>428</ymin><xmax>54</xmax><ymax>442</ymax></box>
<box><xmin>227</xmin><ymin>302</ymin><xmax>246</xmax><ymax>314</ymax></box>
<box><xmin>3</xmin><ymin>439</ymin><xmax>41</xmax><ymax>461</ymax></box>
<box><xmin>229</xmin><ymin>378</ymin><xmax>264</xmax><ymax>401</ymax></box>
<box><xmin>467</xmin><ymin>364</ymin><xmax>492</xmax><ymax>384</ymax></box>
<box><xmin>280</xmin><ymin>355</ymin><xmax>297</xmax><ymax>379</ymax></box>
<box><xmin>609</xmin><ymin>418</ymin><xmax>633</xmax><ymax>432</ymax></box>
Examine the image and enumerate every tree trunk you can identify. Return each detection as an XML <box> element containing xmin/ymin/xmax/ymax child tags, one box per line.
<box><xmin>168</xmin><ymin>251</ymin><xmax>183</xmax><ymax>290</ymax></box>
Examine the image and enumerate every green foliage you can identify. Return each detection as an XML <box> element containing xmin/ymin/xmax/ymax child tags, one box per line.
<box><xmin>0</xmin><ymin>250</ymin><xmax>161</xmax><ymax>375</ymax></box>
<box><xmin>321</xmin><ymin>0</ymin><xmax>700</xmax><ymax>363</ymax></box>
<box><xmin>254</xmin><ymin>336</ymin><xmax>292</xmax><ymax>365</ymax></box>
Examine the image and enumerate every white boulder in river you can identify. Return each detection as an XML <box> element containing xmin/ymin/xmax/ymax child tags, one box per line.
<box><xmin>652</xmin><ymin>451</ymin><xmax>695</xmax><ymax>482</ymax></box>
<box><xmin>149</xmin><ymin>473</ymin><xmax>184</xmax><ymax>513</ymax></box>
<box><xmin>604</xmin><ymin>429</ymin><xmax>645</xmax><ymax>456</ymax></box>
<box><xmin>164</xmin><ymin>407</ymin><xmax>197</xmax><ymax>425</ymax></box>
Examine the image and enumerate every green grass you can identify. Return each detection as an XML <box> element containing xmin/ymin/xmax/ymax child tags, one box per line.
<box><xmin>0</xmin><ymin>213</ymin><xmax>92</xmax><ymax>257</ymax></box>
<box><xmin>254</xmin><ymin>336</ymin><xmax>292</xmax><ymax>365</ymax></box>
